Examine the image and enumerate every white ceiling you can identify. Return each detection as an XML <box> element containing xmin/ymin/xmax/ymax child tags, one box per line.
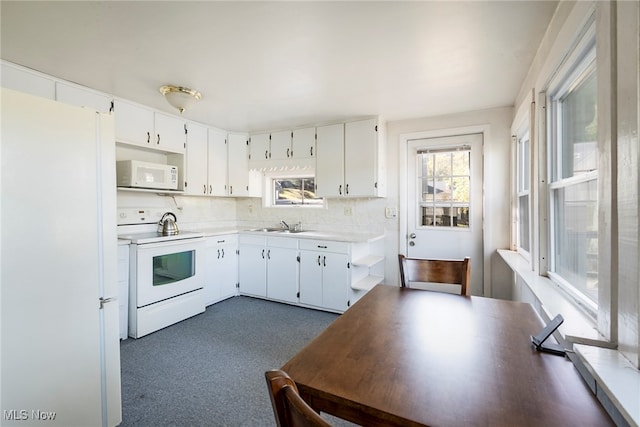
<box><xmin>0</xmin><ymin>1</ymin><xmax>558</xmax><ymax>132</ymax></box>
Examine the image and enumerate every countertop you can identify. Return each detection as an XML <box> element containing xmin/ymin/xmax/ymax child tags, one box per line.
<box><xmin>193</xmin><ymin>227</ymin><xmax>384</xmax><ymax>243</ymax></box>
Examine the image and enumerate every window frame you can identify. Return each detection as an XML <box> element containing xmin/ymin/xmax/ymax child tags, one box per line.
<box><xmin>544</xmin><ymin>21</ymin><xmax>599</xmax><ymax>316</ymax></box>
<box><xmin>264</xmin><ymin>172</ymin><xmax>325</xmax><ymax>209</ymax></box>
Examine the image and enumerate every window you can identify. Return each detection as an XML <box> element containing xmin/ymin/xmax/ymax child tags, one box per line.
<box><xmin>516</xmin><ymin>131</ymin><xmax>531</xmax><ymax>254</ymax></box>
<box><xmin>418</xmin><ymin>147</ymin><xmax>470</xmax><ymax>228</ymax></box>
<box><xmin>548</xmin><ymin>41</ymin><xmax>598</xmax><ymax>309</ymax></box>
<box><xmin>270</xmin><ymin>176</ymin><xmax>323</xmax><ymax>207</ymax></box>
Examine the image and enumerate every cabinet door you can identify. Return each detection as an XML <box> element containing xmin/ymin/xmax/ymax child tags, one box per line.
<box><xmin>154</xmin><ymin>112</ymin><xmax>186</xmax><ymax>153</ymax></box>
<box><xmin>322</xmin><ymin>252</ymin><xmax>350</xmax><ymax>312</ymax></box>
<box><xmin>292</xmin><ymin>127</ymin><xmax>316</xmax><ymax>160</ymax></box>
<box><xmin>315</xmin><ymin>123</ymin><xmax>345</xmax><ymax>197</ymax></box>
<box><xmin>56</xmin><ymin>82</ymin><xmax>113</xmax><ymax>113</ymax></box>
<box><xmin>217</xmin><ymin>243</ymin><xmax>238</xmax><ymax>300</ymax></box>
<box><xmin>249</xmin><ymin>133</ymin><xmax>270</xmax><ymax>162</ymax></box>
<box><xmin>1</xmin><ymin>62</ymin><xmax>55</xmax><ymax>99</ymax></box>
<box><xmin>208</xmin><ymin>128</ymin><xmax>228</xmax><ymax>196</ymax></box>
<box><xmin>238</xmin><ymin>244</ymin><xmax>267</xmax><ymax>297</ymax></box>
<box><xmin>203</xmin><ymin>244</ymin><xmax>219</xmax><ymax>306</ymax></box>
<box><xmin>114</xmin><ymin>99</ymin><xmax>154</xmax><ymax>146</ymax></box>
<box><xmin>345</xmin><ymin>119</ymin><xmax>379</xmax><ymax>197</ymax></box>
<box><xmin>185</xmin><ymin>122</ymin><xmax>209</xmax><ymax>196</ymax></box>
<box><xmin>299</xmin><ymin>251</ymin><xmax>323</xmax><ymax>307</ymax></box>
<box><xmin>266</xmin><ymin>246</ymin><xmax>298</xmax><ymax>303</ymax></box>
<box><xmin>270</xmin><ymin>130</ymin><xmax>292</xmax><ymax>161</ymax></box>
<box><xmin>228</xmin><ymin>133</ymin><xmax>250</xmax><ymax>197</ymax></box>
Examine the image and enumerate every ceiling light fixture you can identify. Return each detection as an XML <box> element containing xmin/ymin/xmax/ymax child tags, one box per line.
<box><xmin>159</xmin><ymin>85</ymin><xmax>202</xmax><ymax>114</ymax></box>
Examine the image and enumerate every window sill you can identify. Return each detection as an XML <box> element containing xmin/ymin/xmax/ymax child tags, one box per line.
<box><xmin>497</xmin><ymin>249</ymin><xmax>607</xmax><ymax>346</ymax></box>
<box><xmin>498</xmin><ymin>249</ymin><xmax>640</xmax><ymax>427</ymax></box>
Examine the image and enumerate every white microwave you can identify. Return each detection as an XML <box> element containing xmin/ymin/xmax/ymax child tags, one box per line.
<box><xmin>116</xmin><ymin>160</ymin><xmax>178</xmax><ymax>190</ymax></box>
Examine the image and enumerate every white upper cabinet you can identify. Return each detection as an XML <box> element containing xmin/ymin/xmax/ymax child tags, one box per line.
<box><xmin>154</xmin><ymin>112</ymin><xmax>187</xmax><ymax>153</ymax></box>
<box><xmin>316</xmin><ymin>123</ymin><xmax>345</xmax><ymax>197</ymax></box>
<box><xmin>1</xmin><ymin>61</ymin><xmax>55</xmax><ymax>99</ymax></box>
<box><xmin>316</xmin><ymin>118</ymin><xmax>385</xmax><ymax>198</ymax></box>
<box><xmin>269</xmin><ymin>130</ymin><xmax>292</xmax><ymax>161</ymax></box>
<box><xmin>228</xmin><ymin>133</ymin><xmax>251</xmax><ymax>197</ymax></box>
<box><xmin>114</xmin><ymin>99</ymin><xmax>186</xmax><ymax>153</ymax></box>
<box><xmin>292</xmin><ymin>127</ymin><xmax>316</xmax><ymax>160</ymax></box>
<box><xmin>184</xmin><ymin>122</ymin><xmax>209</xmax><ymax>196</ymax></box>
<box><xmin>249</xmin><ymin>133</ymin><xmax>270</xmax><ymax>162</ymax></box>
<box><xmin>55</xmin><ymin>82</ymin><xmax>113</xmax><ymax>113</ymax></box>
<box><xmin>344</xmin><ymin>118</ymin><xmax>385</xmax><ymax>197</ymax></box>
<box><xmin>208</xmin><ymin>128</ymin><xmax>229</xmax><ymax>197</ymax></box>
<box><xmin>114</xmin><ymin>99</ymin><xmax>155</xmax><ymax>147</ymax></box>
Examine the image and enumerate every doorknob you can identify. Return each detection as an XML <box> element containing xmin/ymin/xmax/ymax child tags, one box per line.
<box><xmin>409</xmin><ymin>233</ymin><xmax>416</xmax><ymax>239</ymax></box>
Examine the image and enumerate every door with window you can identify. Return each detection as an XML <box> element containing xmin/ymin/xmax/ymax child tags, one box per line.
<box><xmin>406</xmin><ymin>134</ymin><xmax>483</xmax><ymax>294</ymax></box>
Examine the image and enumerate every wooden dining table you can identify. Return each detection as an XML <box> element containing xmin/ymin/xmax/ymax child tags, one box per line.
<box><xmin>281</xmin><ymin>284</ymin><xmax>613</xmax><ymax>426</ymax></box>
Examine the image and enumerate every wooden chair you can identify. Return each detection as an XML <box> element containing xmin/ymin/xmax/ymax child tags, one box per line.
<box><xmin>398</xmin><ymin>254</ymin><xmax>471</xmax><ymax>296</ymax></box>
<box><xmin>265</xmin><ymin>369</ymin><xmax>331</xmax><ymax>427</ymax></box>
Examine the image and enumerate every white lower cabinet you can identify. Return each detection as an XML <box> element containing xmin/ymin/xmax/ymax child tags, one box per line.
<box><xmin>238</xmin><ymin>235</ymin><xmax>267</xmax><ymax>297</ymax></box>
<box><xmin>236</xmin><ymin>234</ymin><xmax>384</xmax><ymax>313</ymax></box>
<box><xmin>238</xmin><ymin>236</ymin><xmax>298</xmax><ymax>302</ymax></box>
<box><xmin>266</xmin><ymin>237</ymin><xmax>299</xmax><ymax>304</ymax></box>
<box><xmin>299</xmin><ymin>240</ymin><xmax>350</xmax><ymax>312</ymax></box>
<box><xmin>204</xmin><ymin>235</ymin><xmax>238</xmax><ymax>306</ymax></box>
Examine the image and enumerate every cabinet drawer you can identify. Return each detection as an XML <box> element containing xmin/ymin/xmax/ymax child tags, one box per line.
<box><xmin>206</xmin><ymin>234</ymin><xmax>238</xmax><ymax>248</ymax></box>
<box><xmin>267</xmin><ymin>236</ymin><xmax>298</xmax><ymax>249</ymax></box>
<box><xmin>239</xmin><ymin>235</ymin><xmax>267</xmax><ymax>246</ymax></box>
<box><xmin>299</xmin><ymin>239</ymin><xmax>349</xmax><ymax>254</ymax></box>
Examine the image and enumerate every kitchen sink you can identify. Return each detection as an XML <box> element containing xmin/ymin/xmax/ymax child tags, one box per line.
<box><xmin>247</xmin><ymin>228</ymin><xmax>307</xmax><ymax>234</ymax></box>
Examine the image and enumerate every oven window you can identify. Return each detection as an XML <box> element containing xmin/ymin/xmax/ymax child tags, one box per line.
<box><xmin>153</xmin><ymin>250</ymin><xmax>195</xmax><ymax>286</ymax></box>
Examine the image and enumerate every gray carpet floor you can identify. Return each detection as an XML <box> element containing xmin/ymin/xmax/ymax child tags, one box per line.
<box><xmin>119</xmin><ymin>296</ymin><xmax>350</xmax><ymax>426</ymax></box>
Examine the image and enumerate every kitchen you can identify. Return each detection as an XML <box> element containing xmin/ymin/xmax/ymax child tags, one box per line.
<box><xmin>2</xmin><ymin>1</ymin><xmax>639</xmax><ymax>426</ymax></box>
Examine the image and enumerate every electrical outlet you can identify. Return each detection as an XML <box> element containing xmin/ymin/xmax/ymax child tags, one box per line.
<box><xmin>385</xmin><ymin>207</ymin><xmax>397</xmax><ymax>219</ymax></box>
<box><xmin>344</xmin><ymin>207</ymin><xmax>353</xmax><ymax>216</ymax></box>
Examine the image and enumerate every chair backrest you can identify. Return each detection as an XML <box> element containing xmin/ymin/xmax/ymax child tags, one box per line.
<box><xmin>398</xmin><ymin>254</ymin><xmax>471</xmax><ymax>296</ymax></box>
<box><xmin>265</xmin><ymin>369</ymin><xmax>331</xmax><ymax>427</ymax></box>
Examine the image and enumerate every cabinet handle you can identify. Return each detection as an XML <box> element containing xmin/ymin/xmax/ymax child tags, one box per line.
<box><xmin>230</xmin><ymin>185</ymin><xmax>233</xmax><ymax>195</ymax></box>
<box><xmin>310</xmin><ymin>146</ymin><xmax>313</xmax><ymax>156</ymax></box>
<box><xmin>217</xmin><ymin>249</ymin><xmax>220</xmax><ymax>259</ymax></box>
<box><xmin>262</xmin><ymin>249</ymin><xmax>265</xmax><ymax>259</ymax></box>
<box><xmin>203</xmin><ymin>185</ymin><xmax>207</xmax><ymax>194</ymax></box>
<box><xmin>339</xmin><ymin>184</ymin><xmax>342</xmax><ymax>195</ymax></box>
<box><xmin>346</xmin><ymin>184</ymin><xmax>349</xmax><ymax>195</ymax></box>
<box><xmin>323</xmin><ymin>256</ymin><xmax>326</xmax><ymax>267</ymax></box>
<box><xmin>287</xmin><ymin>148</ymin><xmax>290</xmax><ymax>158</ymax></box>
<box><xmin>157</xmin><ymin>133</ymin><xmax>160</xmax><ymax>144</ymax></box>
<box><xmin>221</xmin><ymin>248</ymin><xmax>225</xmax><ymax>258</ymax></box>
<box><xmin>209</xmin><ymin>185</ymin><xmax>212</xmax><ymax>194</ymax></box>
<box><xmin>146</xmin><ymin>131</ymin><xmax>150</xmax><ymax>144</ymax></box>
<box><xmin>317</xmin><ymin>255</ymin><xmax>321</xmax><ymax>266</ymax></box>
<box><xmin>265</xmin><ymin>150</ymin><xmax>269</xmax><ymax>160</ymax></box>
<box><xmin>267</xmin><ymin>249</ymin><xmax>271</xmax><ymax>260</ymax></box>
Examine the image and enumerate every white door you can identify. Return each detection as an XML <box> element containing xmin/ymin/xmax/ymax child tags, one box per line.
<box><xmin>185</xmin><ymin>122</ymin><xmax>208</xmax><ymax>196</ymax></box>
<box><xmin>405</xmin><ymin>133</ymin><xmax>483</xmax><ymax>295</ymax></box>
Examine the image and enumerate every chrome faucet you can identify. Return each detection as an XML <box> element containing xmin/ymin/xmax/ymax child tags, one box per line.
<box><xmin>280</xmin><ymin>220</ymin><xmax>290</xmax><ymax>230</ymax></box>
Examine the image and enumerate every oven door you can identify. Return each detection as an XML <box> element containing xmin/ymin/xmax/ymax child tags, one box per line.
<box><xmin>133</xmin><ymin>237</ymin><xmax>205</xmax><ymax>307</ymax></box>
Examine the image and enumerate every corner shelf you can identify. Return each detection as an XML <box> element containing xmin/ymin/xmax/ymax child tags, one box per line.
<box><xmin>352</xmin><ymin>275</ymin><xmax>384</xmax><ymax>292</ymax></box>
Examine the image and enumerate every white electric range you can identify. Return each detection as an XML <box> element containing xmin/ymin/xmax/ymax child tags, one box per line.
<box><xmin>118</xmin><ymin>208</ymin><xmax>206</xmax><ymax>338</ymax></box>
